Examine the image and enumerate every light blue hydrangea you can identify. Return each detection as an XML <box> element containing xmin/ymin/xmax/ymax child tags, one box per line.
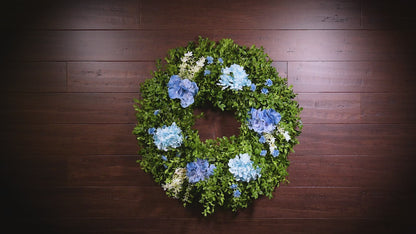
<box><xmin>204</xmin><ymin>69</ymin><xmax>211</xmax><ymax>76</ymax></box>
<box><xmin>260</xmin><ymin>150</ymin><xmax>267</xmax><ymax>156</ymax></box>
<box><xmin>230</xmin><ymin>184</ymin><xmax>238</xmax><ymax>189</ymax></box>
<box><xmin>259</xmin><ymin>135</ymin><xmax>266</xmax><ymax>143</ymax></box>
<box><xmin>168</xmin><ymin>75</ymin><xmax>199</xmax><ymax>108</ymax></box>
<box><xmin>272</xmin><ymin>149</ymin><xmax>280</xmax><ymax>157</ymax></box>
<box><xmin>250</xmin><ymin>84</ymin><xmax>256</xmax><ymax>91</ymax></box>
<box><xmin>261</xmin><ymin>88</ymin><xmax>269</xmax><ymax>94</ymax></box>
<box><xmin>228</xmin><ymin>153</ymin><xmax>261</xmax><ymax>182</ymax></box>
<box><xmin>265</xmin><ymin>79</ymin><xmax>273</xmax><ymax>86</ymax></box>
<box><xmin>154</xmin><ymin>109</ymin><xmax>160</xmax><ymax>115</ymax></box>
<box><xmin>206</xmin><ymin>56</ymin><xmax>214</xmax><ymax>64</ymax></box>
<box><xmin>161</xmin><ymin>155</ymin><xmax>167</xmax><ymax>161</ymax></box>
<box><xmin>218</xmin><ymin>58</ymin><xmax>224</xmax><ymax>64</ymax></box>
<box><xmin>186</xmin><ymin>158</ymin><xmax>216</xmax><ymax>183</ymax></box>
<box><xmin>233</xmin><ymin>190</ymin><xmax>241</xmax><ymax>198</ymax></box>
<box><xmin>153</xmin><ymin>122</ymin><xmax>183</xmax><ymax>151</ymax></box>
<box><xmin>218</xmin><ymin>64</ymin><xmax>252</xmax><ymax>91</ymax></box>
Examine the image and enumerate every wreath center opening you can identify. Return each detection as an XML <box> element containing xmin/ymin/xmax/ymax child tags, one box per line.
<box><xmin>193</xmin><ymin>107</ymin><xmax>240</xmax><ymax>141</ymax></box>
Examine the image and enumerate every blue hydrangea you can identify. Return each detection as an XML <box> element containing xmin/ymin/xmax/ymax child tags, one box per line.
<box><xmin>206</xmin><ymin>56</ymin><xmax>214</xmax><ymax>64</ymax></box>
<box><xmin>265</xmin><ymin>79</ymin><xmax>273</xmax><ymax>86</ymax></box>
<box><xmin>153</xmin><ymin>122</ymin><xmax>183</xmax><ymax>151</ymax></box>
<box><xmin>186</xmin><ymin>158</ymin><xmax>216</xmax><ymax>183</ymax></box>
<box><xmin>204</xmin><ymin>69</ymin><xmax>211</xmax><ymax>76</ymax></box>
<box><xmin>272</xmin><ymin>149</ymin><xmax>280</xmax><ymax>157</ymax></box>
<box><xmin>248</xmin><ymin>108</ymin><xmax>282</xmax><ymax>134</ymax></box>
<box><xmin>154</xmin><ymin>109</ymin><xmax>160</xmax><ymax>115</ymax></box>
<box><xmin>233</xmin><ymin>190</ymin><xmax>241</xmax><ymax>198</ymax></box>
<box><xmin>260</xmin><ymin>150</ymin><xmax>267</xmax><ymax>156</ymax></box>
<box><xmin>259</xmin><ymin>135</ymin><xmax>266</xmax><ymax>143</ymax></box>
<box><xmin>230</xmin><ymin>184</ymin><xmax>238</xmax><ymax>189</ymax></box>
<box><xmin>261</xmin><ymin>88</ymin><xmax>269</xmax><ymax>94</ymax></box>
<box><xmin>228</xmin><ymin>153</ymin><xmax>261</xmax><ymax>182</ymax></box>
<box><xmin>168</xmin><ymin>75</ymin><xmax>199</xmax><ymax>108</ymax></box>
<box><xmin>218</xmin><ymin>64</ymin><xmax>252</xmax><ymax>91</ymax></box>
<box><xmin>218</xmin><ymin>58</ymin><xmax>224</xmax><ymax>64</ymax></box>
<box><xmin>161</xmin><ymin>155</ymin><xmax>167</xmax><ymax>161</ymax></box>
<box><xmin>148</xmin><ymin>127</ymin><xmax>155</xmax><ymax>135</ymax></box>
<box><xmin>250</xmin><ymin>84</ymin><xmax>256</xmax><ymax>91</ymax></box>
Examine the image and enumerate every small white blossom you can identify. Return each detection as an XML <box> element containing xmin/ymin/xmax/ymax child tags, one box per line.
<box><xmin>277</xmin><ymin>126</ymin><xmax>291</xmax><ymax>142</ymax></box>
<box><xmin>162</xmin><ymin>167</ymin><xmax>187</xmax><ymax>198</ymax></box>
<box><xmin>263</xmin><ymin>133</ymin><xmax>277</xmax><ymax>153</ymax></box>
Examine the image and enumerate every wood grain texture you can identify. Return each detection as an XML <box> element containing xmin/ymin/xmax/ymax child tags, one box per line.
<box><xmin>288</xmin><ymin>61</ymin><xmax>416</xmax><ymax>93</ymax></box>
<box><xmin>141</xmin><ymin>0</ymin><xmax>361</xmax><ymax>30</ymax></box>
<box><xmin>10</xmin><ymin>30</ymin><xmax>416</xmax><ymax>61</ymax></box>
<box><xmin>3</xmin><ymin>0</ymin><xmax>416</xmax><ymax>233</ymax></box>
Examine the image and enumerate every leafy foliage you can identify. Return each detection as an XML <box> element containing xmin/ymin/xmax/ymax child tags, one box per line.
<box><xmin>133</xmin><ymin>37</ymin><xmax>302</xmax><ymax>215</ymax></box>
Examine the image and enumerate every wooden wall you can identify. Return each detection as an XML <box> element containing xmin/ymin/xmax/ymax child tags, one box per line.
<box><xmin>2</xmin><ymin>0</ymin><xmax>415</xmax><ymax>233</ymax></box>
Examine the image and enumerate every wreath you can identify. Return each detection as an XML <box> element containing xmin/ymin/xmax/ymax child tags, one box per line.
<box><xmin>133</xmin><ymin>37</ymin><xmax>302</xmax><ymax>215</ymax></box>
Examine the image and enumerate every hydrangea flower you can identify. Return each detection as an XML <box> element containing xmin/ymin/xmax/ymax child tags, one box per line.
<box><xmin>228</xmin><ymin>153</ymin><xmax>261</xmax><ymax>182</ymax></box>
<box><xmin>248</xmin><ymin>108</ymin><xmax>282</xmax><ymax>134</ymax></box>
<box><xmin>218</xmin><ymin>64</ymin><xmax>252</xmax><ymax>91</ymax></box>
<box><xmin>265</xmin><ymin>79</ymin><xmax>273</xmax><ymax>86</ymax></box>
<box><xmin>218</xmin><ymin>58</ymin><xmax>224</xmax><ymax>64</ymax></box>
<box><xmin>186</xmin><ymin>158</ymin><xmax>216</xmax><ymax>183</ymax></box>
<box><xmin>259</xmin><ymin>135</ymin><xmax>266</xmax><ymax>143</ymax></box>
<box><xmin>206</xmin><ymin>56</ymin><xmax>213</xmax><ymax>64</ymax></box>
<box><xmin>261</xmin><ymin>88</ymin><xmax>269</xmax><ymax>94</ymax></box>
<box><xmin>161</xmin><ymin>155</ymin><xmax>167</xmax><ymax>161</ymax></box>
<box><xmin>154</xmin><ymin>109</ymin><xmax>160</xmax><ymax>115</ymax></box>
<box><xmin>272</xmin><ymin>149</ymin><xmax>280</xmax><ymax>157</ymax></box>
<box><xmin>233</xmin><ymin>190</ymin><xmax>241</xmax><ymax>198</ymax></box>
<box><xmin>250</xmin><ymin>84</ymin><xmax>256</xmax><ymax>91</ymax></box>
<box><xmin>204</xmin><ymin>69</ymin><xmax>211</xmax><ymax>76</ymax></box>
<box><xmin>153</xmin><ymin>122</ymin><xmax>183</xmax><ymax>151</ymax></box>
<box><xmin>260</xmin><ymin>150</ymin><xmax>267</xmax><ymax>156</ymax></box>
<box><xmin>168</xmin><ymin>75</ymin><xmax>199</xmax><ymax>108</ymax></box>
<box><xmin>148</xmin><ymin>127</ymin><xmax>156</xmax><ymax>135</ymax></box>
<box><xmin>230</xmin><ymin>184</ymin><xmax>238</xmax><ymax>189</ymax></box>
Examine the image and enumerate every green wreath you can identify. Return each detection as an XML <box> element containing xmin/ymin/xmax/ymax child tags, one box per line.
<box><xmin>133</xmin><ymin>37</ymin><xmax>302</xmax><ymax>215</ymax></box>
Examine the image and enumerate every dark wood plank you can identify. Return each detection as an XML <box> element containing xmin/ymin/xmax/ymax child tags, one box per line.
<box><xmin>10</xmin><ymin>30</ymin><xmax>415</xmax><ymax>61</ymax></box>
<box><xmin>67</xmin><ymin>62</ymin><xmax>154</xmax><ymax>92</ymax></box>
<box><xmin>28</xmin><ymin>217</ymin><xmax>394</xmax><ymax>234</ymax></box>
<box><xmin>288</xmin><ymin>61</ymin><xmax>416</xmax><ymax>93</ymax></box>
<box><xmin>4</xmin><ymin>93</ymin><xmax>137</xmax><ymax>124</ymax></box>
<box><xmin>2</xmin><ymin>154</ymin><xmax>67</xmax><ymax>188</ymax></box>
<box><xmin>142</xmin><ymin>0</ymin><xmax>361</xmax><ymax>30</ymax></box>
<box><xmin>362</xmin><ymin>0</ymin><xmax>416</xmax><ymax>29</ymax></box>
<box><xmin>296</xmin><ymin>93</ymin><xmax>360</xmax><ymax>124</ymax></box>
<box><xmin>2</xmin><ymin>124</ymin><xmax>137</xmax><ymax>156</ymax></box>
<box><xmin>2</xmin><ymin>62</ymin><xmax>66</xmax><ymax>92</ymax></box>
<box><xmin>295</xmin><ymin>124</ymin><xmax>415</xmax><ymax>155</ymax></box>
<box><xmin>0</xmin><ymin>0</ymin><xmax>140</xmax><ymax>30</ymax></box>
<box><xmin>13</xmin><ymin>186</ymin><xmax>408</xmax><ymax>219</ymax></box>
<box><xmin>67</xmin><ymin>155</ymin><xmax>156</xmax><ymax>187</ymax></box>
<box><xmin>287</xmin><ymin>155</ymin><xmax>415</xmax><ymax>188</ymax></box>
<box><xmin>361</xmin><ymin>93</ymin><xmax>416</xmax><ymax>123</ymax></box>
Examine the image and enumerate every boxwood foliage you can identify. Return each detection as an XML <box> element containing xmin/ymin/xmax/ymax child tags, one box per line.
<box><xmin>133</xmin><ymin>37</ymin><xmax>302</xmax><ymax>216</ymax></box>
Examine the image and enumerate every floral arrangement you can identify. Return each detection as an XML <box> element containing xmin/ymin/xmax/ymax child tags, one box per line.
<box><xmin>133</xmin><ymin>37</ymin><xmax>302</xmax><ymax>215</ymax></box>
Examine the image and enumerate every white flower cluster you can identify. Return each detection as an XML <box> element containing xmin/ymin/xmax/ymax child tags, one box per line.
<box><xmin>263</xmin><ymin>133</ymin><xmax>277</xmax><ymax>153</ymax></box>
<box><xmin>277</xmin><ymin>126</ymin><xmax>291</xmax><ymax>142</ymax></box>
<box><xmin>162</xmin><ymin>167</ymin><xmax>187</xmax><ymax>198</ymax></box>
<box><xmin>179</xmin><ymin>51</ymin><xmax>206</xmax><ymax>80</ymax></box>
